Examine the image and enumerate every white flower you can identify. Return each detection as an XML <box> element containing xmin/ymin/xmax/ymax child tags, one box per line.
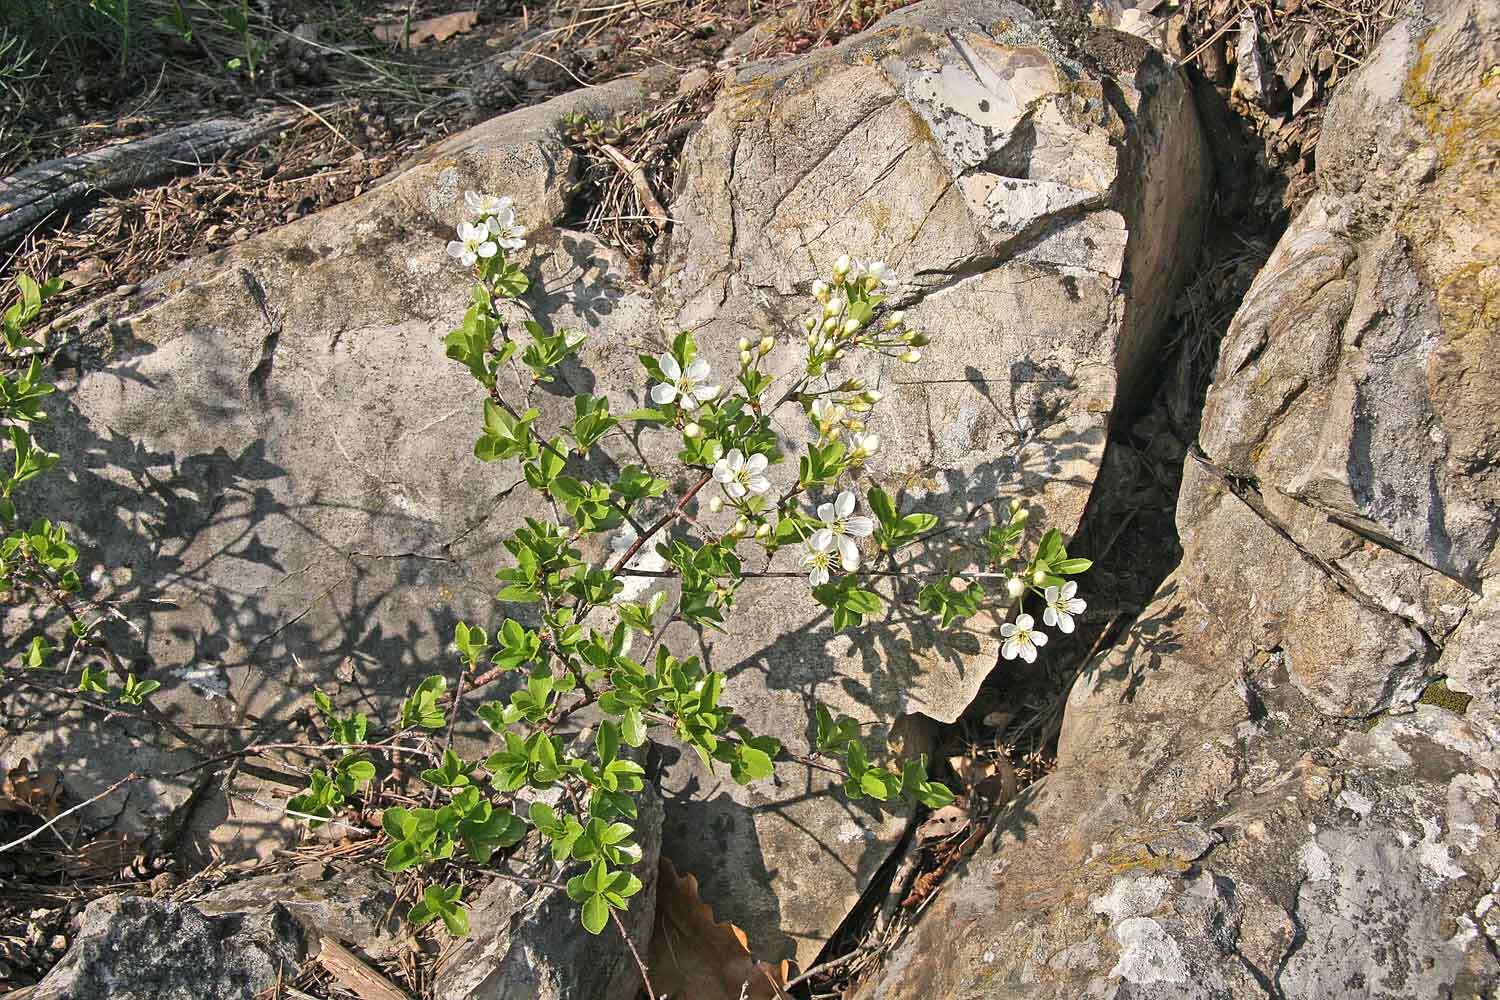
<box><xmin>1042</xmin><ymin>581</ymin><xmax>1086</xmax><ymax>634</ymax></box>
<box><xmin>851</xmin><ymin>258</ymin><xmax>893</xmax><ymax>288</ymax></box>
<box><xmin>649</xmin><ymin>353</ymin><xmax>720</xmax><ymax>408</ymax></box>
<box><xmin>486</xmin><ymin>202</ymin><xmax>528</xmax><ymax>250</ymax></box>
<box><xmin>812</xmin><ymin>490</ymin><xmax>874</xmax><ymax>571</ymax></box>
<box><xmin>850</xmin><ymin>432</ymin><xmax>880</xmax><ymax>461</ymax></box>
<box><xmin>712</xmin><ymin>449</ymin><xmax>770</xmax><ymax>500</ymax></box>
<box><xmin>1000</xmin><ymin>613</ymin><xmax>1048</xmax><ymax>663</ymax></box>
<box><xmin>446</xmin><ymin>221</ymin><xmax>497</xmax><ymax>267</ymax></box>
<box><xmin>465</xmin><ymin>191</ymin><xmax>512</xmax><ymax>219</ymax></box>
<box><xmin>811</xmin><ymin>398</ymin><xmax>840</xmax><ymax>429</ymax></box>
<box><xmin>802</xmin><ymin>533</ymin><xmax>836</xmax><ymax>587</ymax></box>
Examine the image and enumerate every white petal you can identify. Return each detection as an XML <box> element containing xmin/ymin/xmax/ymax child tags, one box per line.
<box><xmin>685</xmin><ymin>357</ymin><xmax>711</xmax><ymax>381</ymax></box>
<box><xmin>725</xmin><ymin>449</ymin><xmax>745</xmax><ymax>470</ymax></box>
<box><xmin>1043</xmin><ymin>607</ymin><xmax>1059</xmax><ymax>627</ymax></box>
<box><xmin>817</xmin><ymin>502</ymin><xmax>836</xmax><ymax>524</ymax></box>
<box><xmin>1000</xmin><ymin>623</ymin><xmax>1017</xmax><ymax>638</ymax></box>
<box><xmin>1019</xmin><ymin>642</ymin><xmax>1037</xmax><ymax>663</ymax></box>
<box><xmin>461</xmin><ymin>251</ymin><xmax>477</xmax><ymax>266</ymax></box>
<box><xmin>650</xmin><ymin>383</ymin><xmax>678</xmax><ymax>405</ymax></box>
<box><xmin>811</xmin><ymin>527</ymin><xmax>834</xmax><ymax>550</ymax></box>
<box><xmin>465</xmin><ymin>191</ymin><xmax>483</xmax><ymax>213</ymax></box>
<box><xmin>843</xmin><ymin>516</ymin><xmax>874</xmax><ymax>538</ymax></box>
<box><xmin>691</xmin><ymin>384</ymin><xmax>721</xmax><ymax>404</ymax></box>
<box><xmin>1061</xmin><ymin>581</ymin><xmax>1077</xmax><ymax>599</ymax></box>
<box><xmin>493</xmin><ymin>203</ymin><xmax>516</xmax><ymax>228</ymax></box>
<box><xmin>1067</xmin><ymin>597</ymin><xmax>1087</xmax><ymax>614</ymax></box>
<box><xmin>446</xmin><ymin>241</ymin><xmax>465</xmax><ymax>259</ymax></box>
<box><xmin>1031</xmin><ymin>629</ymin><xmax>1048</xmax><ymax>647</ymax></box>
<box><xmin>809</xmin><ymin>565</ymin><xmax>830</xmax><ymax>587</ymax></box>
<box><xmin>746</xmin><ymin>476</ymin><xmax>772</xmax><ymax>495</ymax></box>
<box><xmin>837</xmin><ymin>535</ymin><xmax>860</xmax><ymax>571</ymax></box>
<box><xmin>712</xmin><ymin>461</ymin><xmax>734</xmax><ymax>483</ymax></box>
<box><xmin>1001</xmin><ymin>638</ymin><xmax>1019</xmax><ymax>660</ymax></box>
<box><xmin>725</xmin><ymin>481</ymin><xmax>747</xmax><ymax>499</ymax></box>
<box><xmin>1015</xmin><ymin>613</ymin><xmax>1035</xmax><ymax>630</ymax></box>
<box><xmin>745</xmin><ymin>453</ymin><xmax>768</xmax><ymax>475</ymax></box>
<box><xmin>477</xmin><ymin>242</ymin><xmax>498</xmax><ymax>258</ymax></box>
<box><xmin>835</xmin><ymin>491</ymin><xmax>856</xmax><ymax>518</ymax></box>
<box><xmin>1056</xmin><ymin>612</ymin><xmax>1075</xmax><ymax>634</ymax></box>
<box><xmin>658</xmin><ymin>353</ymin><xmax>681</xmax><ymax>380</ymax></box>
<box><xmin>1044</xmin><ymin>585</ymin><xmax>1060</xmax><ymax>602</ymax></box>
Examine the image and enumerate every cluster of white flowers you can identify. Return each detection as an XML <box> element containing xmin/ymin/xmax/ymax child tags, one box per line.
<box><xmin>809</xmin><ymin>397</ymin><xmax>881</xmax><ymax>460</ymax></box>
<box><xmin>999</xmin><ymin>582</ymin><xmax>1086</xmax><ymax>661</ymax></box>
<box><xmin>797</xmin><ymin>490</ymin><xmax>874</xmax><ymax>585</ymax></box>
<box><xmin>446</xmin><ymin>191</ymin><xmax>528</xmax><ymax>266</ymax></box>
<box><xmin>712</xmin><ymin>448</ymin><xmax>771</xmax><ymax>500</ymax></box>
<box><xmin>800</xmin><ymin>255</ymin><xmax>928</xmax><ymax>372</ymax></box>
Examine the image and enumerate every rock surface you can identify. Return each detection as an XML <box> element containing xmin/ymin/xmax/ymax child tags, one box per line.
<box><xmin>2</xmin><ymin>0</ymin><xmax>1210</xmax><ymax>975</ymax></box>
<box><xmin>855</xmin><ymin>1</ymin><xmax>1500</xmax><ymax>996</ymax></box>
<box><xmin>194</xmin><ymin>864</ymin><xmax>405</xmax><ymax>961</ymax></box>
<box><xmin>32</xmin><ymin>895</ymin><xmax>305</xmax><ymax>1000</ymax></box>
<box><xmin>655</xmin><ymin>0</ymin><xmax>1207</xmax><ymax>962</ymax></box>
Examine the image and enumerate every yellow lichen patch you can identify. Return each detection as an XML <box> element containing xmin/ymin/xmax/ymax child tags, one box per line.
<box><xmin>1418</xmin><ymin>678</ymin><xmax>1473</xmax><ymax>715</ymax></box>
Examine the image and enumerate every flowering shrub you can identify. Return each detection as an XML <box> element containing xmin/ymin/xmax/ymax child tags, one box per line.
<box><xmin>0</xmin><ymin>182</ymin><xmax>1089</xmax><ymax>979</ymax></box>
<box><xmin>280</xmin><ymin>192</ymin><xmax>1092</xmax><ymax>955</ymax></box>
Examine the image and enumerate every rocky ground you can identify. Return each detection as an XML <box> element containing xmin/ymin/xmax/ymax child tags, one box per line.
<box><xmin>2</xmin><ymin>0</ymin><xmax>1493</xmax><ymax>997</ymax></box>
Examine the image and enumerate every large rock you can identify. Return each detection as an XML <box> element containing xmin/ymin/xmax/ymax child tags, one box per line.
<box><xmin>654</xmin><ymin>0</ymin><xmax>1207</xmax><ymax>963</ymax></box>
<box><xmin>855</xmin><ymin>1</ymin><xmax>1500</xmax><ymax>996</ymax></box>
<box><xmin>3</xmin><ymin>0</ymin><xmax>1209</xmax><ymax>972</ymax></box>
<box><xmin>33</xmin><ymin>894</ymin><xmax>306</xmax><ymax>1000</ymax></box>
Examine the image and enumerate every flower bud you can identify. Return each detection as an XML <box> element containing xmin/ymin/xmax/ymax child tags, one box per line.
<box><xmin>864</xmin><ymin>389</ymin><xmax>883</xmax><ymax>403</ymax></box>
<box><xmin>1032</xmin><ymin>568</ymin><xmax>1047</xmax><ymax>585</ymax></box>
<box><xmin>822</xmin><ymin>300</ymin><xmax>840</xmax><ymax>319</ymax></box>
<box><xmin>754</xmin><ymin>522</ymin><xmax>771</xmax><ymax>539</ymax></box>
<box><xmin>822</xmin><ymin>316</ymin><xmax>838</xmax><ymax>332</ymax></box>
<box><xmin>683</xmin><ymin>422</ymin><xmax>702</xmax><ymax>439</ymax></box>
<box><xmin>861</xmin><ymin>433</ymin><xmax>880</xmax><ymax>455</ymax></box>
<box><xmin>740</xmin><ymin>350</ymin><xmax>753</xmax><ymax>365</ymax></box>
<box><xmin>842</xmin><ymin>318</ymin><xmax>861</xmax><ymax>336</ymax></box>
<box><xmin>1006</xmin><ymin>576</ymin><xmax>1026</xmax><ymax>599</ymax></box>
<box><xmin>812</xmin><ymin>280</ymin><xmax>830</xmax><ymax>302</ymax></box>
<box><xmin>833</xmin><ymin>348</ymin><xmax>846</xmax><ymax>360</ymax></box>
<box><xmin>806</xmin><ymin>331</ymin><xmax>818</xmax><ymax>346</ymax></box>
<box><xmin>1010</xmin><ymin>506</ymin><xmax>1030</xmax><ymax>524</ymax></box>
<box><xmin>759</xmin><ymin>336</ymin><xmax>775</xmax><ymax>353</ymax></box>
<box><xmin>886</xmin><ymin>310</ymin><xmax>905</xmax><ymax>327</ymax></box>
<box><xmin>802</xmin><ymin>316</ymin><xmax>817</xmax><ymax>332</ymax></box>
<box><xmin>909</xmin><ymin>331</ymin><xmax>930</xmax><ymax>347</ymax></box>
<box><xmin>732</xmin><ymin>516</ymin><xmax>750</xmax><ymax>536</ymax></box>
<box><xmin>901</xmin><ymin>349</ymin><xmax>922</xmax><ymax>364</ymax></box>
<box><xmin>849</xmin><ymin>400</ymin><xmax>871</xmax><ymax>413</ymax></box>
<box><xmin>738</xmin><ymin>337</ymin><xmax>750</xmax><ymax>351</ymax></box>
<box><xmin>708</xmin><ymin>496</ymin><xmax>724</xmax><ymax>514</ymax></box>
<box><xmin>833</xmin><ymin>255</ymin><xmax>851</xmax><ymax>275</ymax></box>
<box><xmin>827</xmin><ymin>426</ymin><xmax>842</xmax><ymax>440</ymax></box>
<box><xmin>848</xmin><ymin>377</ymin><xmax>865</xmax><ymax>390</ymax></box>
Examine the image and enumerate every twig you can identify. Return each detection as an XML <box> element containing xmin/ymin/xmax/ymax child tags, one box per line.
<box><xmin>611</xmin><ymin>908</ymin><xmax>658</xmax><ymax>1000</ymax></box>
<box><xmin>0</xmin><ymin>774</ymin><xmax>138</xmax><ymax>854</ymax></box>
<box><xmin>597</xmin><ymin>143</ymin><xmax>669</xmax><ymax>225</ymax></box>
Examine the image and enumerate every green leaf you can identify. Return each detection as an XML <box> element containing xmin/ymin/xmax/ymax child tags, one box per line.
<box><xmin>581</xmin><ymin>893</ymin><xmax>609</xmax><ymax>935</ymax></box>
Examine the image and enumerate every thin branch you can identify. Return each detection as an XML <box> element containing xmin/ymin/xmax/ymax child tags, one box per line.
<box><xmin>0</xmin><ymin>773</ymin><xmax>138</xmax><ymax>854</ymax></box>
<box><xmin>612</xmin><ymin>908</ymin><xmax>658</xmax><ymax>1000</ymax></box>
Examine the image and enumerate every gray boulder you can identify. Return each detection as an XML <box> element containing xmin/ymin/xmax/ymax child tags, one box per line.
<box><xmin>32</xmin><ymin>895</ymin><xmax>305</xmax><ymax>1000</ymax></box>
<box><xmin>855</xmin><ymin>0</ymin><xmax>1500</xmax><ymax>996</ymax></box>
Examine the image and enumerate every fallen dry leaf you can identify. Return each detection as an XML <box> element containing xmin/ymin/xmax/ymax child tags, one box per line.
<box><xmin>2</xmin><ymin>759</ymin><xmax>64</xmax><ymax>819</ymax></box>
<box><xmin>372</xmin><ymin>11</ymin><xmax>478</xmax><ymax>48</ymax></box>
<box><xmin>916</xmin><ymin>800</ymin><xmax>970</xmax><ymax>843</ymax></box>
<box><xmin>650</xmin><ymin>858</ymin><xmax>791</xmax><ymax>1000</ymax></box>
